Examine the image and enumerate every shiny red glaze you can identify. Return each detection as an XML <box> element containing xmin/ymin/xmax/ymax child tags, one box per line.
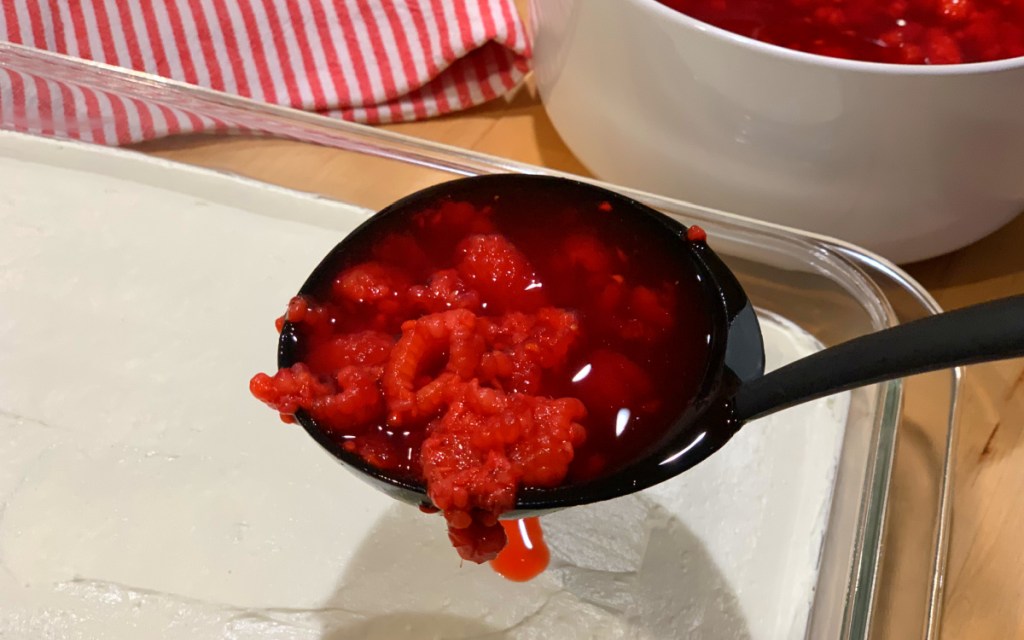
<box><xmin>490</xmin><ymin>517</ymin><xmax>550</xmax><ymax>581</ymax></box>
<box><xmin>657</xmin><ymin>0</ymin><xmax>1024</xmax><ymax>63</ymax></box>
<box><xmin>251</xmin><ymin>198</ymin><xmax>713</xmax><ymax>566</ymax></box>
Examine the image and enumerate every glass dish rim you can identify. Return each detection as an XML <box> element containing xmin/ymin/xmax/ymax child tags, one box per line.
<box><xmin>0</xmin><ymin>40</ymin><xmax>958</xmax><ymax>640</ymax></box>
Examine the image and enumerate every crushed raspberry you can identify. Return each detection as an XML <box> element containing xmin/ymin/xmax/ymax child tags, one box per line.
<box><xmin>416</xmin><ymin>200</ymin><xmax>496</xmax><ymax>236</ymax></box>
<box><xmin>572</xmin><ymin>349</ymin><xmax>658</xmax><ymax>423</ymax></box>
<box><xmin>658</xmin><ymin>0</ymin><xmax>1024</xmax><ymax>63</ymax></box>
<box><xmin>412</xmin><ymin>200</ymin><xmax>497</xmax><ymax>262</ymax></box>
<box><xmin>382</xmin><ymin>309</ymin><xmax>485</xmax><ymax>424</ymax></box>
<box><xmin>408</xmin><ymin>269</ymin><xmax>482</xmax><ymax>314</ymax></box>
<box><xmin>457</xmin><ymin>234</ymin><xmax>546</xmax><ymax>313</ymax></box>
<box><xmin>372</xmin><ymin>232</ymin><xmax>432</xmax><ymax>278</ymax></box>
<box><xmin>620</xmin><ymin>285</ymin><xmax>678</xmax><ymax>343</ymax></box>
<box><xmin>286</xmin><ymin>296</ymin><xmax>309</xmax><ymax>323</ymax></box>
<box><xmin>303</xmin><ymin>330</ymin><xmax>394</xmax><ymax>375</ymax></box>
<box><xmin>548</xmin><ymin>233</ymin><xmax>620</xmax><ymax>300</ymax></box>
<box><xmin>309</xmin><ymin>365</ymin><xmax>386</xmax><ymax>431</ymax></box>
<box><xmin>447</xmin><ymin>516</ymin><xmax>509</xmax><ymax>564</ymax></box>
<box><xmin>276</xmin><ymin>295</ymin><xmax>336</xmax><ymax>339</ymax></box>
<box><xmin>250</xmin><ymin>362</ymin><xmax>385</xmax><ymax>431</ymax></box>
<box><xmin>421</xmin><ymin>384</ymin><xmax>585</xmax><ymax>560</ymax></box>
<box><xmin>560</xmin><ymin>233</ymin><xmax>615</xmax><ymax>275</ymax></box>
<box><xmin>332</xmin><ymin>262</ymin><xmax>411</xmax><ymax>332</ymax></box>
<box><xmin>250</xmin><ymin>363</ymin><xmax>335</xmax><ymax>417</ymax></box>
<box><xmin>333</xmin><ymin>262</ymin><xmax>409</xmax><ymax>306</ymax></box>
<box><xmin>251</xmin><ymin>197</ymin><xmax>713</xmax><ymax>566</ymax></box>
<box><xmin>478</xmin><ymin>308</ymin><xmax>581</xmax><ymax>393</ymax></box>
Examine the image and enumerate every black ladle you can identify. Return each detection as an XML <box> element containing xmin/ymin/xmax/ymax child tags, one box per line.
<box><xmin>279</xmin><ymin>174</ymin><xmax>1024</xmax><ymax>518</ymax></box>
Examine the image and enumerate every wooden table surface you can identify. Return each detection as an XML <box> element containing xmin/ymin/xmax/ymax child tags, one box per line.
<box><xmin>135</xmin><ymin>79</ymin><xmax>1024</xmax><ymax>638</ymax></box>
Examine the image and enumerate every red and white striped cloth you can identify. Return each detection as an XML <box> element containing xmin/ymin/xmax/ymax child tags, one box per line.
<box><xmin>0</xmin><ymin>0</ymin><xmax>530</xmax><ymax>145</ymax></box>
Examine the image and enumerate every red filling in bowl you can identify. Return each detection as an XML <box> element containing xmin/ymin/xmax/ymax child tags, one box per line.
<box><xmin>250</xmin><ymin>197</ymin><xmax>712</xmax><ymax>564</ymax></box>
<box><xmin>657</xmin><ymin>0</ymin><xmax>1024</xmax><ymax>63</ymax></box>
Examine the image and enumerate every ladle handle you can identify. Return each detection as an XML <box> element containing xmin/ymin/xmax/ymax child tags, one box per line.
<box><xmin>734</xmin><ymin>295</ymin><xmax>1024</xmax><ymax>422</ymax></box>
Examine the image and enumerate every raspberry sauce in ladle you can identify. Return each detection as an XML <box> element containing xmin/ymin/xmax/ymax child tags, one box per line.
<box><xmin>264</xmin><ymin>175</ymin><xmax>1024</xmax><ymax>563</ymax></box>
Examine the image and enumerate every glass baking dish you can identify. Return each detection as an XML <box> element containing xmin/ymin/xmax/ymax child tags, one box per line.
<box><xmin>0</xmin><ymin>41</ymin><xmax>958</xmax><ymax>640</ymax></box>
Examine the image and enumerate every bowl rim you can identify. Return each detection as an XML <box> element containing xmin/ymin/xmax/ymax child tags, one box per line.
<box><xmin>629</xmin><ymin>0</ymin><xmax>1024</xmax><ymax>75</ymax></box>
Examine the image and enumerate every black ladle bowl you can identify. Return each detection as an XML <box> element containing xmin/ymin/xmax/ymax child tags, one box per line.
<box><xmin>278</xmin><ymin>174</ymin><xmax>1024</xmax><ymax>518</ymax></box>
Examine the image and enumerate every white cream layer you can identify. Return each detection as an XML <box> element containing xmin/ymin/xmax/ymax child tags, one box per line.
<box><xmin>0</xmin><ymin>135</ymin><xmax>848</xmax><ymax>640</ymax></box>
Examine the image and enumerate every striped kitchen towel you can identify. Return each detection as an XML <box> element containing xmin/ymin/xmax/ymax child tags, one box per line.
<box><xmin>0</xmin><ymin>0</ymin><xmax>530</xmax><ymax>145</ymax></box>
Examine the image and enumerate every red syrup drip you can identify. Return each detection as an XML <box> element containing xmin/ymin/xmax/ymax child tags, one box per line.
<box><xmin>490</xmin><ymin>517</ymin><xmax>550</xmax><ymax>582</ymax></box>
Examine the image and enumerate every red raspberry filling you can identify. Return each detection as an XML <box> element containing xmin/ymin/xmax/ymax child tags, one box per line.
<box><xmin>658</xmin><ymin>0</ymin><xmax>1024</xmax><ymax>63</ymax></box>
<box><xmin>251</xmin><ymin>199</ymin><xmax>712</xmax><ymax>564</ymax></box>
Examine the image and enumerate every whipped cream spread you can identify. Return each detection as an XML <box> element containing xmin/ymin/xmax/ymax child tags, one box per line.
<box><xmin>0</xmin><ymin>135</ymin><xmax>849</xmax><ymax>639</ymax></box>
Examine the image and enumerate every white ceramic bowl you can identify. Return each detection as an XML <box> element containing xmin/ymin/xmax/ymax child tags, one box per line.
<box><xmin>530</xmin><ymin>0</ymin><xmax>1024</xmax><ymax>263</ymax></box>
